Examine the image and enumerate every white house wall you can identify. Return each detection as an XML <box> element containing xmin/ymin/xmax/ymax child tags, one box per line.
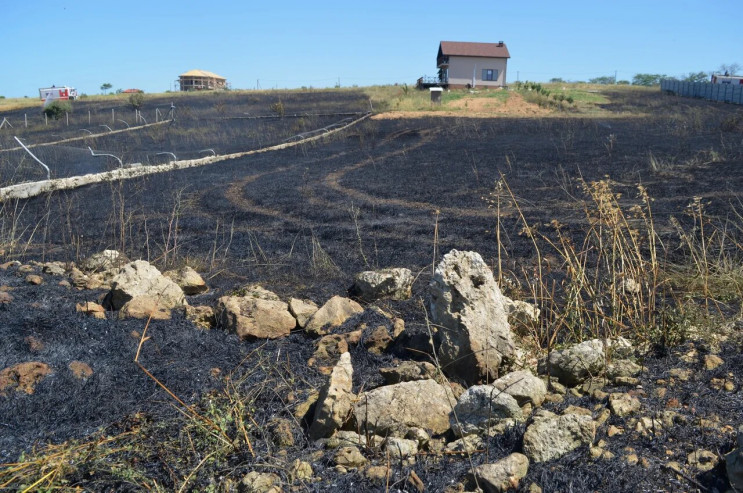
<box><xmin>447</xmin><ymin>56</ymin><xmax>508</xmax><ymax>88</ymax></box>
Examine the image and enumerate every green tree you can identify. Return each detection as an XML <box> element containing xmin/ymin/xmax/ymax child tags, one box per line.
<box><xmin>683</xmin><ymin>71</ymin><xmax>709</xmax><ymax>83</ymax></box>
<box><xmin>632</xmin><ymin>73</ymin><xmax>666</xmax><ymax>86</ymax></box>
<box><xmin>100</xmin><ymin>83</ymin><xmax>113</xmax><ymax>94</ymax></box>
<box><xmin>128</xmin><ymin>92</ymin><xmax>145</xmax><ymax>109</ymax></box>
<box><xmin>550</xmin><ymin>77</ymin><xmax>565</xmax><ymax>83</ymax></box>
<box><xmin>589</xmin><ymin>76</ymin><xmax>615</xmax><ymax>85</ymax></box>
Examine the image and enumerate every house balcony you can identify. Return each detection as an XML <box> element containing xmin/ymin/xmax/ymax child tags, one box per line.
<box><xmin>437</xmin><ymin>56</ymin><xmax>450</xmax><ymax>68</ymax></box>
<box><xmin>416</xmin><ymin>75</ymin><xmax>449</xmax><ymax>89</ymax></box>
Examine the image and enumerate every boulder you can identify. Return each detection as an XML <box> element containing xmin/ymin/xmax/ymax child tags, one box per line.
<box><xmin>107</xmin><ymin>260</ymin><xmax>186</xmax><ymax>310</ymax></box>
<box><xmin>217</xmin><ymin>291</ymin><xmax>296</xmax><ymax>340</ymax></box>
<box><xmin>351</xmin><ymin>268</ymin><xmax>413</xmax><ymax>301</ymax></box>
<box><xmin>428</xmin><ymin>250</ymin><xmax>516</xmax><ymax>384</ymax></box>
<box><xmin>289</xmin><ymin>298</ymin><xmax>319</xmax><ymax>328</ymax></box>
<box><xmin>305</xmin><ymin>296</ymin><xmax>364</xmax><ymax>336</ymax></box>
<box><xmin>492</xmin><ymin>370</ymin><xmax>547</xmax><ymax>407</ymax></box>
<box><xmin>522</xmin><ymin>412</ymin><xmax>596</xmax><ymax>463</ymax></box>
<box><xmin>451</xmin><ymin>384</ymin><xmax>524</xmax><ymax>437</ymax></box>
<box><xmin>163</xmin><ymin>266</ymin><xmax>208</xmax><ymax>295</ymax></box>
<box><xmin>466</xmin><ymin>453</ymin><xmax>530</xmax><ymax>493</ymax></box>
<box><xmin>42</xmin><ymin>262</ymin><xmax>67</xmax><ymax>276</ymax></box>
<box><xmin>354</xmin><ymin>379</ymin><xmax>455</xmax><ymax>437</ymax></box>
<box><xmin>309</xmin><ymin>352</ymin><xmax>354</xmax><ymax>440</ymax></box>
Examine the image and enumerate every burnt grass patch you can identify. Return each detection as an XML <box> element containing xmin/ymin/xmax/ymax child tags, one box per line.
<box><xmin>1</xmin><ymin>88</ymin><xmax>743</xmax><ymax>491</ymax></box>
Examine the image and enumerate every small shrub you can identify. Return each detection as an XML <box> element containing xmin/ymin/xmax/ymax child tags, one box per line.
<box><xmin>43</xmin><ymin>101</ymin><xmax>72</xmax><ymax>120</ymax></box>
<box><xmin>128</xmin><ymin>92</ymin><xmax>145</xmax><ymax>109</ymax></box>
<box><xmin>270</xmin><ymin>100</ymin><xmax>285</xmax><ymax>117</ymax></box>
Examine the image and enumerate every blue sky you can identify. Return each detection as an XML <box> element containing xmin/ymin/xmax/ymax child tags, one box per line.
<box><xmin>2</xmin><ymin>0</ymin><xmax>740</xmax><ymax>97</ymax></box>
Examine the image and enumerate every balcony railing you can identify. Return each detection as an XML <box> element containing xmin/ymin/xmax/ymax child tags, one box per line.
<box><xmin>437</xmin><ymin>56</ymin><xmax>450</xmax><ymax>67</ymax></box>
<box><xmin>416</xmin><ymin>76</ymin><xmax>448</xmax><ymax>88</ymax></box>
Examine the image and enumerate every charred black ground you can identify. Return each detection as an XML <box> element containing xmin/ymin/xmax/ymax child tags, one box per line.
<box><xmin>1</xmin><ymin>88</ymin><xmax>743</xmax><ymax>491</ymax></box>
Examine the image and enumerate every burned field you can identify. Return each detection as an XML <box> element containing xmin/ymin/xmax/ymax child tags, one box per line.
<box><xmin>1</xmin><ymin>88</ymin><xmax>743</xmax><ymax>491</ymax></box>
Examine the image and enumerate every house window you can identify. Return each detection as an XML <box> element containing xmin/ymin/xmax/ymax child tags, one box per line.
<box><xmin>482</xmin><ymin>69</ymin><xmax>498</xmax><ymax>81</ymax></box>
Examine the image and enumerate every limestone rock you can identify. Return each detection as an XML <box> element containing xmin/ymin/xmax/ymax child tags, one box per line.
<box><xmin>351</xmin><ymin>267</ymin><xmax>413</xmax><ymax>301</ymax></box>
<box><xmin>451</xmin><ymin>384</ymin><xmax>524</xmax><ymax>437</ymax></box>
<box><xmin>504</xmin><ymin>297</ymin><xmax>540</xmax><ymax>325</ymax></box>
<box><xmin>544</xmin><ymin>339</ymin><xmax>606</xmax><ymax>387</ymax></box>
<box><xmin>609</xmin><ymin>393</ymin><xmax>641</xmax><ymax>417</ymax></box>
<box><xmin>289</xmin><ymin>298</ymin><xmax>319</xmax><ymax>328</ymax></box>
<box><xmin>289</xmin><ymin>459</ymin><xmax>313</xmax><ymax>481</ymax></box>
<box><xmin>334</xmin><ymin>446</ymin><xmax>367</xmax><ymax>468</ymax></box>
<box><xmin>239</xmin><ymin>471</ymin><xmax>281</xmax><ymax>493</ymax></box>
<box><xmin>305</xmin><ymin>296</ymin><xmax>363</xmax><ymax>336</ymax></box>
<box><xmin>385</xmin><ymin>437</ymin><xmax>418</xmax><ymax>463</ymax></box>
<box><xmin>217</xmin><ymin>292</ymin><xmax>295</xmax><ymax>340</ymax></box>
<box><xmin>309</xmin><ymin>352</ymin><xmax>354</xmax><ymax>439</ymax></box>
<box><xmin>428</xmin><ymin>250</ymin><xmax>516</xmax><ymax>384</ymax></box>
<box><xmin>522</xmin><ymin>413</ymin><xmax>595</xmax><ymax>463</ymax></box>
<box><xmin>118</xmin><ymin>296</ymin><xmax>172</xmax><ymax>320</ymax></box>
<box><xmin>184</xmin><ymin>305</ymin><xmax>215</xmax><ymax>329</ymax></box>
<box><xmin>76</xmin><ymin>301</ymin><xmax>106</xmax><ymax>319</ymax></box>
<box><xmin>107</xmin><ymin>260</ymin><xmax>186</xmax><ymax>310</ymax></box>
<box><xmin>42</xmin><ymin>262</ymin><xmax>67</xmax><ymax>276</ymax></box>
<box><xmin>326</xmin><ymin>430</ymin><xmax>384</xmax><ymax>449</ymax></box>
<box><xmin>80</xmin><ymin>250</ymin><xmax>128</xmax><ymax>273</ymax></box>
<box><xmin>354</xmin><ymin>379</ymin><xmax>455</xmax><ymax>437</ymax></box>
<box><xmin>467</xmin><ymin>453</ymin><xmax>530</xmax><ymax>493</ymax></box>
<box><xmin>380</xmin><ymin>361</ymin><xmax>438</xmax><ymax>384</ymax></box>
<box><xmin>163</xmin><ymin>266</ymin><xmax>208</xmax><ymax>295</ymax></box>
<box><xmin>493</xmin><ymin>370</ymin><xmax>547</xmax><ymax>407</ymax></box>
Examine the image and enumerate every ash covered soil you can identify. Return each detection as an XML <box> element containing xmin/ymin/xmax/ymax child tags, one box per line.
<box><xmin>1</xmin><ymin>88</ymin><xmax>743</xmax><ymax>491</ymax></box>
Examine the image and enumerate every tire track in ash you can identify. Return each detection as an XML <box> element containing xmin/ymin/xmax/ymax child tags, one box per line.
<box><xmin>319</xmin><ymin>127</ymin><xmax>495</xmax><ymax>219</ymax></box>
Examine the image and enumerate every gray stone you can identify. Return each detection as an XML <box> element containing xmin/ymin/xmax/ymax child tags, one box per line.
<box><xmin>107</xmin><ymin>260</ymin><xmax>186</xmax><ymax>310</ymax></box>
<box><xmin>522</xmin><ymin>413</ymin><xmax>596</xmax><ymax>463</ymax></box>
<box><xmin>384</xmin><ymin>437</ymin><xmax>418</xmax><ymax>462</ymax></box>
<box><xmin>352</xmin><ymin>268</ymin><xmax>414</xmax><ymax>301</ymax></box>
<box><xmin>305</xmin><ymin>296</ymin><xmax>364</xmax><ymax>336</ymax></box>
<box><xmin>545</xmin><ymin>339</ymin><xmax>606</xmax><ymax>387</ymax></box>
<box><xmin>309</xmin><ymin>352</ymin><xmax>354</xmax><ymax>439</ymax></box>
<box><xmin>451</xmin><ymin>384</ymin><xmax>524</xmax><ymax>437</ymax></box>
<box><xmin>467</xmin><ymin>453</ymin><xmax>530</xmax><ymax>493</ymax></box>
<box><xmin>354</xmin><ymin>379</ymin><xmax>455</xmax><ymax>437</ymax></box>
<box><xmin>428</xmin><ymin>250</ymin><xmax>516</xmax><ymax>385</ymax></box>
<box><xmin>493</xmin><ymin>370</ymin><xmax>547</xmax><ymax>407</ymax></box>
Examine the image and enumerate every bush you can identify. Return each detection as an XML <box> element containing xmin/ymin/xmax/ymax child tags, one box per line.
<box><xmin>129</xmin><ymin>92</ymin><xmax>145</xmax><ymax>109</ymax></box>
<box><xmin>270</xmin><ymin>100</ymin><xmax>285</xmax><ymax>117</ymax></box>
<box><xmin>43</xmin><ymin>100</ymin><xmax>72</xmax><ymax>120</ymax></box>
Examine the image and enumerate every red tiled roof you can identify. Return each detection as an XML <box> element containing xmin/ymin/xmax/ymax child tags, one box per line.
<box><xmin>439</xmin><ymin>41</ymin><xmax>510</xmax><ymax>59</ymax></box>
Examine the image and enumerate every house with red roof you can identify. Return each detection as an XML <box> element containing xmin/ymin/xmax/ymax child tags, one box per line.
<box><xmin>420</xmin><ymin>41</ymin><xmax>510</xmax><ymax>89</ymax></box>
